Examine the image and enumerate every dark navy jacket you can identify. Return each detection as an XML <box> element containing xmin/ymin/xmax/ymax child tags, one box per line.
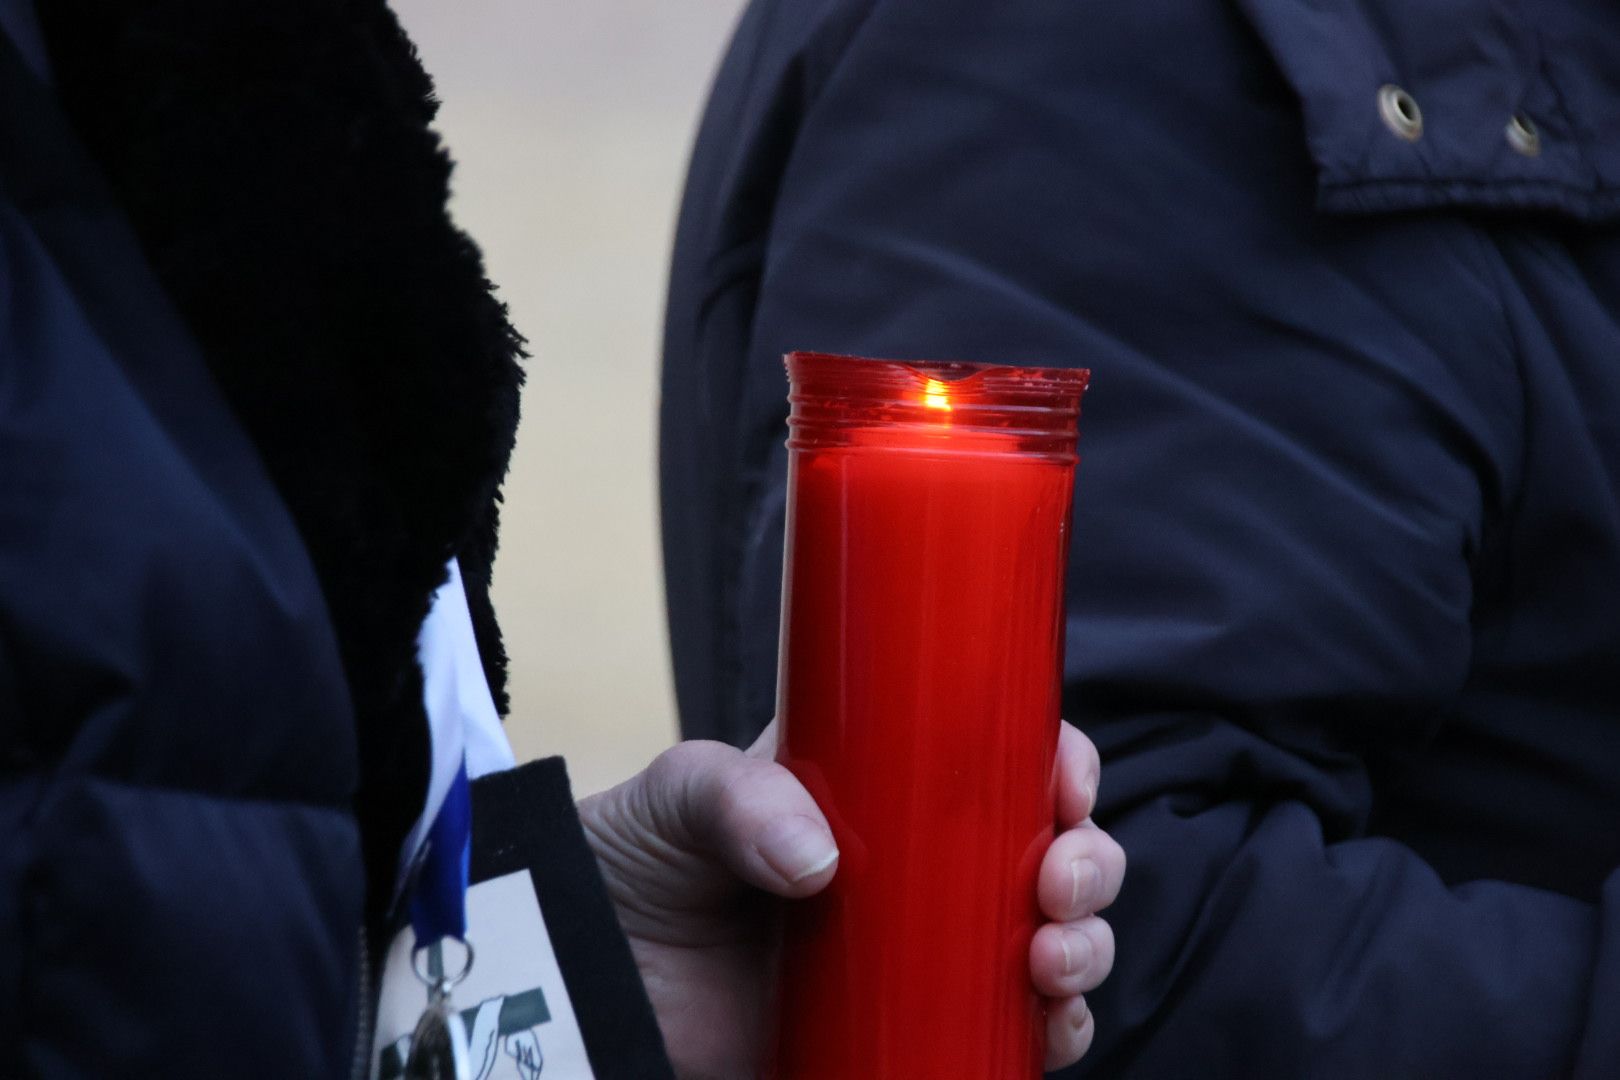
<box><xmin>0</xmin><ymin>5</ymin><xmax>673</xmax><ymax>1077</ymax></box>
<box><xmin>0</xmin><ymin>20</ymin><xmax>363</xmax><ymax>1077</ymax></box>
<box><xmin>662</xmin><ymin>0</ymin><xmax>1620</xmax><ymax>1075</ymax></box>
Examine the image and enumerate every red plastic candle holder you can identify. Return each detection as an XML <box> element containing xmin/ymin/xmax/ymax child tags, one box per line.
<box><xmin>769</xmin><ymin>351</ymin><xmax>1090</xmax><ymax>1080</ymax></box>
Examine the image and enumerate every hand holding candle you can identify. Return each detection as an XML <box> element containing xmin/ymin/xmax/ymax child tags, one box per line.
<box><xmin>578</xmin><ymin>719</ymin><xmax>1122</xmax><ymax>1078</ymax></box>
<box><xmin>583</xmin><ymin>351</ymin><xmax>1119</xmax><ymax>1079</ymax></box>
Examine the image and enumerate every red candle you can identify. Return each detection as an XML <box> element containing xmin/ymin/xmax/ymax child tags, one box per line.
<box><xmin>770</xmin><ymin>352</ymin><xmax>1089</xmax><ymax>1080</ymax></box>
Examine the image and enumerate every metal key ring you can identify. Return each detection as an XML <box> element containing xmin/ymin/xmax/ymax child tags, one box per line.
<box><xmin>411</xmin><ymin>937</ymin><xmax>476</xmax><ymax>993</ymax></box>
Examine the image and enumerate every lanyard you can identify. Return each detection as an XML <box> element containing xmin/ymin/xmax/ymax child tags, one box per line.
<box><xmin>398</xmin><ymin>557</ymin><xmax>514</xmax><ymax>1078</ymax></box>
<box><xmin>405</xmin><ymin>556</ymin><xmax>512</xmax><ymax>939</ymax></box>
<box><xmin>401</xmin><ymin>757</ymin><xmax>474</xmax><ymax>1079</ymax></box>
<box><xmin>409</xmin><ymin>757</ymin><xmax>472</xmax><ymax>945</ymax></box>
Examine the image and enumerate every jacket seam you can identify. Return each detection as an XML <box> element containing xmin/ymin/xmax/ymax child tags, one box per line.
<box><xmin>1320</xmin><ymin>176</ymin><xmax>1619</xmax><ymax>199</ymax></box>
<box><xmin>708</xmin><ymin>0</ymin><xmax>885</xmax><ymax>743</ymax></box>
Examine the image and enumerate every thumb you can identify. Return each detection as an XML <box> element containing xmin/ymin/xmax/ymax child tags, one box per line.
<box><xmin>642</xmin><ymin>725</ymin><xmax>840</xmax><ymax>899</ymax></box>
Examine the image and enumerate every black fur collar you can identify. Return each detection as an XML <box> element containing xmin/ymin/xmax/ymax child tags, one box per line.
<box><xmin>39</xmin><ymin>0</ymin><xmax>526</xmax><ymax>924</ymax></box>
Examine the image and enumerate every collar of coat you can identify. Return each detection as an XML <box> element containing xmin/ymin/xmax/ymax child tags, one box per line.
<box><xmin>37</xmin><ymin>0</ymin><xmax>526</xmax><ymax>927</ymax></box>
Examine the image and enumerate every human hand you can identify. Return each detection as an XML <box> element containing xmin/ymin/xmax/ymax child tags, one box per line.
<box><xmin>578</xmin><ymin>720</ymin><xmax>1124</xmax><ymax>1078</ymax></box>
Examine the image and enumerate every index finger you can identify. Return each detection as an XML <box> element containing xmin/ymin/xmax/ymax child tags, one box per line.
<box><xmin>1055</xmin><ymin>721</ymin><xmax>1101</xmax><ymax>828</ymax></box>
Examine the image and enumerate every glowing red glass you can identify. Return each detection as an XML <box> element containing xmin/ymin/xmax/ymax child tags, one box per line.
<box><xmin>769</xmin><ymin>351</ymin><xmax>1089</xmax><ymax>1080</ymax></box>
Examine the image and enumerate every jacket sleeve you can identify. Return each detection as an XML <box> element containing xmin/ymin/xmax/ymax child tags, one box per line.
<box><xmin>660</xmin><ymin>0</ymin><xmax>1620</xmax><ymax>1075</ymax></box>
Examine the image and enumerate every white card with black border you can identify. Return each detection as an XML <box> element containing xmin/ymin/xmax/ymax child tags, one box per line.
<box><xmin>372</xmin><ymin>870</ymin><xmax>598</xmax><ymax>1080</ymax></box>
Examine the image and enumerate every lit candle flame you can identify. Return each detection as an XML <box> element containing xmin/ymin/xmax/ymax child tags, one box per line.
<box><xmin>922</xmin><ymin>378</ymin><xmax>953</xmax><ymax>412</ymax></box>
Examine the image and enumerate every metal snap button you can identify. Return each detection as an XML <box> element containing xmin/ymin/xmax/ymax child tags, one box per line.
<box><xmin>1378</xmin><ymin>84</ymin><xmax>1423</xmax><ymax>141</ymax></box>
<box><xmin>1506</xmin><ymin>112</ymin><xmax>1541</xmax><ymax>157</ymax></box>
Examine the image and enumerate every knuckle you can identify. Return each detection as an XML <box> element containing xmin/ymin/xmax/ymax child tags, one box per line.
<box><xmin>648</xmin><ymin>740</ymin><xmax>706</xmax><ymax>785</ymax></box>
<box><xmin>712</xmin><ymin>768</ymin><xmax>756</xmax><ymax>828</ymax></box>
<box><xmin>646</xmin><ymin>740</ymin><xmax>743</xmax><ymax>843</ymax></box>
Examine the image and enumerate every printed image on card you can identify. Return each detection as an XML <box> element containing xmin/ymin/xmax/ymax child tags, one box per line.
<box><xmin>373</xmin><ymin>871</ymin><xmax>598</xmax><ymax>1079</ymax></box>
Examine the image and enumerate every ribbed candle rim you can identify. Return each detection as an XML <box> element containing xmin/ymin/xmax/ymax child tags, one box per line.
<box><xmin>785</xmin><ymin>351</ymin><xmax>1088</xmax><ymax>460</ymax></box>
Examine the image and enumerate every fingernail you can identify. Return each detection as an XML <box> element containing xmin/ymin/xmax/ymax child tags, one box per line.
<box><xmin>1061</xmin><ymin>927</ymin><xmax>1093</xmax><ymax>977</ymax></box>
<box><xmin>1085</xmin><ymin>775</ymin><xmax>1099</xmax><ymax>811</ymax></box>
<box><xmin>758</xmin><ymin>815</ymin><xmax>839</xmax><ymax>883</ymax></box>
<box><xmin>1069</xmin><ymin>858</ymin><xmax>1101</xmax><ymax>914</ymax></box>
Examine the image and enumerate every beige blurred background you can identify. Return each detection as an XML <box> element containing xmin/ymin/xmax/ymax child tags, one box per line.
<box><xmin>392</xmin><ymin>1</ymin><xmax>748</xmax><ymax>795</ymax></box>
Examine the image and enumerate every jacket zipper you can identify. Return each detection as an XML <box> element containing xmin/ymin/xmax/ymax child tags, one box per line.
<box><xmin>348</xmin><ymin>925</ymin><xmax>374</xmax><ymax>1080</ymax></box>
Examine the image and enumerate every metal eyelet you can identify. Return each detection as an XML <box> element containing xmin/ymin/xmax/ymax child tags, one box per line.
<box><xmin>1506</xmin><ymin>112</ymin><xmax>1541</xmax><ymax>157</ymax></box>
<box><xmin>412</xmin><ymin>938</ymin><xmax>475</xmax><ymax>993</ymax></box>
<box><xmin>1378</xmin><ymin>84</ymin><xmax>1423</xmax><ymax>141</ymax></box>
